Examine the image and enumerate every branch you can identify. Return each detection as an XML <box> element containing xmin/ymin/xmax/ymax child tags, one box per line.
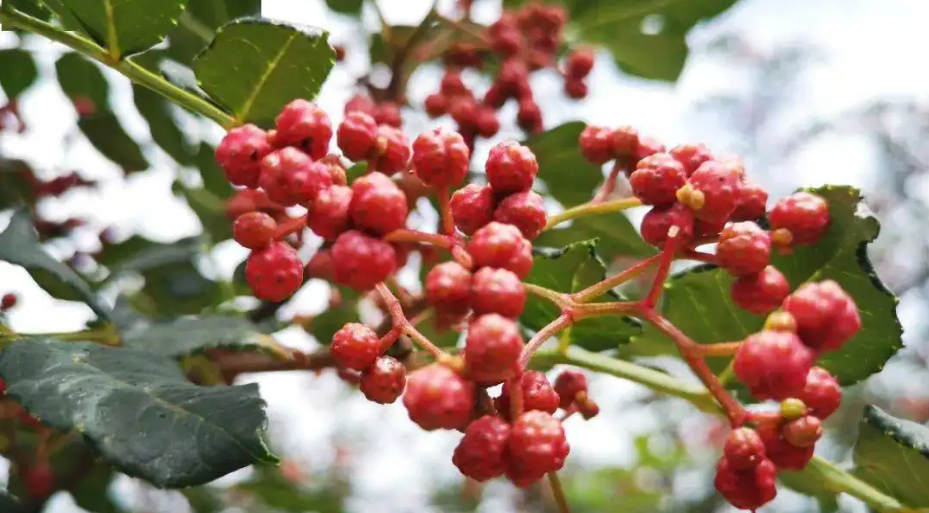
<box><xmin>544</xmin><ymin>197</ymin><xmax>642</xmax><ymax>231</ymax></box>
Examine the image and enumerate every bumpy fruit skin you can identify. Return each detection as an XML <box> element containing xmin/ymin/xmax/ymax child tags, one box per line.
<box><xmin>360</xmin><ymin>356</ymin><xmax>406</xmax><ymax>404</ymax></box>
<box><xmin>669</xmin><ymin>143</ymin><xmax>714</xmax><ymax>177</ymax></box>
<box><xmin>450</xmin><ymin>184</ymin><xmax>495</xmax><ymax>235</ymax></box>
<box><xmin>485</xmin><ymin>141</ymin><xmax>539</xmax><ymax>194</ymax></box>
<box><xmin>782</xmin><ymin>280</ymin><xmax>861</xmax><ymax>352</ymax></box>
<box><xmin>274</xmin><ymin>99</ymin><xmax>332</xmax><ymax>159</ymax></box>
<box><xmin>493</xmin><ymin>190</ymin><xmax>547</xmax><ymax>240</ymax></box>
<box><xmin>411</xmin><ymin>128</ymin><xmax>471</xmax><ymax>188</ymax></box>
<box><xmin>245</xmin><ymin>241</ymin><xmax>304</xmax><ymax>302</ymax></box>
<box><xmin>731</xmin><ymin>179</ymin><xmax>768</xmax><ymax>221</ymax></box>
<box><xmin>554</xmin><ymin>370</ymin><xmax>588</xmax><ymax>410</ymax></box>
<box><xmin>497</xmin><ymin>370</ymin><xmax>560</xmax><ymax>420</ymax></box>
<box><xmin>403</xmin><ymin>364</ymin><xmax>475</xmax><ymax>431</ymax></box>
<box><xmin>629</xmin><ymin>153</ymin><xmax>686</xmax><ymax>207</ymax></box>
<box><xmin>769</xmin><ymin>192</ymin><xmax>829</xmax><ymax>245</ymax></box>
<box><xmin>331</xmin><ymin>323</ymin><xmax>380</xmax><ymax>371</ymax></box>
<box><xmin>734</xmin><ymin>331</ymin><xmax>814</xmax><ymax>401</ymax></box>
<box><xmin>467</xmin><ymin>222</ymin><xmax>534</xmax><ymax>278</ymax></box>
<box><xmin>465</xmin><ymin>314</ymin><xmax>524</xmax><ymax>383</ymax></box>
<box><xmin>375</xmin><ymin>101</ymin><xmax>403</xmax><ymax>128</ymax></box>
<box><xmin>234</xmin><ymin>212</ymin><xmax>277</xmax><ymax>249</ymax></box>
<box><xmin>640</xmin><ymin>203</ymin><xmax>695</xmax><ymax>248</ymax></box>
<box><xmin>716</xmin><ymin>222</ymin><xmax>772</xmax><ymax>276</ymax></box>
<box><xmin>349</xmin><ymin>172</ymin><xmax>408</xmax><ymax>235</ymax></box>
<box><xmin>373</xmin><ymin>125</ymin><xmax>411</xmax><ymax>174</ymax></box>
<box><xmin>610</xmin><ymin>125</ymin><xmax>640</xmax><ymax>159</ymax></box>
<box><xmin>799</xmin><ymin>366</ymin><xmax>842</xmax><ymax>419</ymax></box>
<box><xmin>504</xmin><ymin>411</ymin><xmax>570</xmax><ymax>487</ymax></box>
<box><xmin>331</xmin><ymin>230</ymin><xmax>397</xmax><ymax>291</ymax></box>
<box><xmin>724</xmin><ymin>428</ymin><xmax>767</xmax><ymax>471</ymax></box>
<box><xmin>319</xmin><ymin>154</ymin><xmax>348</xmax><ymax>185</ymax></box>
<box><xmin>629</xmin><ymin>136</ymin><xmax>665</xmax><ymax>170</ymax></box>
<box><xmin>452</xmin><ymin>415</ymin><xmax>511</xmax><ymax>481</ymax></box>
<box><xmin>425</xmin><ymin>261</ymin><xmax>473</xmax><ymax>312</ymax></box>
<box><xmin>259</xmin><ymin>147</ymin><xmax>333</xmax><ymax>206</ymax></box>
<box><xmin>686</xmin><ymin>160</ymin><xmax>743</xmax><ymax>222</ymax></box>
<box><xmin>731</xmin><ymin>266</ymin><xmax>790</xmax><ymax>314</ymax></box>
<box><xmin>579</xmin><ymin>125</ymin><xmax>614</xmax><ymax>164</ymax></box>
<box><xmin>714</xmin><ymin>458</ymin><xmax>777</xmax><ymax>511</ymax></box>
<box><xmin>782</xmin><ymin>415</ymin><xmax>823</xmax><ymax>448</ymax></box>
<box><xmin>470</xmin><ymin>267</ymin><xmax>526</xmax><ymax>319</ymax></box>
<box><xmin>337</xmin><ymin>111</ymin><xmax>378</xmax><ymax>161</ymax></box>
<box><xmin>756</xmin><ymin>420</ymin><xmax>815</xmax><ymax>470</ymax></box>
<box><xmin>216</xmin><ymin>124</ymin><xmax>272</xmax><ymax>188</ymax></box>
<box><xmin>309</xmin><ymin>185</ymin><xmax>353</xmax><ymax>241</ymax></box>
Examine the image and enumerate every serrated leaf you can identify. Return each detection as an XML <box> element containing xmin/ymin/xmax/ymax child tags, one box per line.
<box><xmin>0</xmin><ymin>49</ymin><xmax>38</xmax><ymax>99</ymax></box>
<box><xmin>632</xmin><ymin>186</ymin><xmax>902</xmax><ymax>385</ymax></box>
<box><xmin>0</xmin><ymin>339</ymin><xmax>277</xmax><ymax>488</ymax></box>
<box><xmin>522</xmin><ymin>239</ymin><xmax>641</xmax><ymax>351</ymax></box>
<box><xmin>55</xmin><ymin>52</ymin><xmax>110</xmax><ymax>110</ymax></box>
<box><xmin>852</xmin><ymin>406</ymin><xmax>929</xmax><ymax>508</ymax></box>
<box><xmin>133</xmin><ymin>85</ymin><xmax>195</xmax><ymax>165</ymax></box>
<box><xmin>167</xmin><ymin>0</ymin><xmax>262</xmax><ymax>65</ymax></box>
<box><xmin>79</xmin><ymin>114</ymin><xmax>149</xmax><ymax>172</ymax></box>
<box><xmin>193</xmin><ymin>18</ymin><xmax>335</xmax><ymax>127</ymax></box>
<box><xmin>49</xmin><ymin>0</ymin><xmax>189</xmax><ymax>57</ymax></box>
<box><xmin>0</xmin><ymin>210</ymin><xmax>112</xmax><ymax>321</ymax></box>
<box><xmin>122</xmin><ymin>316</ymin><xmax>274</xmax><ymax>358</ymax></box>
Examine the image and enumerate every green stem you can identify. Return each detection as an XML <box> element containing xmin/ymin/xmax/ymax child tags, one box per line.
<box><xmin>0</xmin><ymin>8</ymin><xmax>235</xmax><ymax>128</ymax></box>
<box><xmin>544</xmin><ymin>197</ymin><xmax>643</xmax><ymax>231</ymax></box>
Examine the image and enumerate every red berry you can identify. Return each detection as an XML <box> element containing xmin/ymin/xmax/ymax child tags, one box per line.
<box><xmin>714</xmin><ymin>457</ymin><xmax>777</xmax><ymax>510</ymax></box>
<box><xmin>683</xmin><ymin>160</ymin><xmax>742</xmax><ymax>222</ymax></box>
<box><xmin>669</xmin><ymin>143</ymin><xmax>714</xmax><ymax>177</ymax></box>
<box><xmin>319</xmin><ymin>154</ymin><xmax>348</xmax><ymax>185</ymax></box>
<box><xmin>1</xmin><ymin>293</ymin><xmax>18</xmax><ymax>311</ymax></box>
<box><xmin>441</xmin><ymin>71</ymin><xmax>468</xmax><ymax>96</ymax></box>
<box><xmin>724</xmin><ymin>427</ymin><xmax>767</xmax><ymax>471</ymax></box>
<box><xmin>629</xmin><ymin>153</ymin><xmax>687</xmax><ymax>207</ymax></box>
<box><xmin>579</xmin><ymin>125</ymin><xmax>615</xmax><ymax>164</ymax></box>
<box><xmin>0</xmin><ymin>377</ymin><xmax>6</xmax><ymax>394</ymax></box>
<box><xmin>731</xmin><ymin>265</ymin><xmax>790</xmax><ymax>315</ymax></box>
<box><xmin>215</xmin><ymin>124</ymin><xmax>271</xmax><ymax>188</ymax></box>
<box><xmin>475</xmin><ymin>106</ymin><xmax>501</xmax><ymax>138</ymax></box>
<box><xmin>756</xmin><ymin>420</ymin><xmax>815</xmax><ymax>470</ymax></box>
<box><xmin>517</xmin><ymin>99</ymin><xmax>543</xmax><ymax>133</ymax></box>
<box><xmin>337</xmin><ymin>111</ymin><xmax>378</xmax><ymax>161</ymax></box>
<box><xmin>331</xmin><ymin>230</ymin><xmax>397</xmax><ymax>291</ymax></box>
<box><xmin>411</xmin><ymin>128</ymin><xmax>471</xmax><ymax>188</ymax></box>
<box><xmin>331</xmin><ymin>323</ymin><xmax>380</xmax><ymax>371</ymax></box>
<box><xmin>467</xmin><ymin>222</ymin><xmax>534</xmax><ymax>278</ymax></box>
<box><xmin>498</xmin><ymin>58</ymin><xmax>530</xmax><ymax>90</ymax></box>
<box><xmin>610</xmin><ymin>126</ymin><xmax>640</xmax><ymax>159</ymax></box>
<box><xmin>305</xmin><ymin>249</ymin><xmax>334</xmax><ymax>280</ymax></box>
<box><xmin>465</xmin><ymin>314</ymin><xmax>524</xmax><ymax>383</ymax></box>
<box><xmin>782</xmin><ymin>415</ymin><xmax>823</xmax><ymax>448</ymax></box>
<box><xmin>769</xmin><ymin>192</ymin><xmax>829</xmax><ymax>245</ymax></box>
<box><xmin>374</xmin><ymin>101</ymin><xmax>402</xmax><ymax>128</ymax></box>
<box><xmin>259</xmin><ymin>147</ymin><xmax>333</xmax><ymax>206</ymax></box>
<box><xmin>716</xmin><ymin>222</ymin><xmax>771</xmax><ymax>276</ymax></box>
<box><xmin>565</xmin><ymin>47</ymin><xmax>594</xmax><ymax>78</ymax></box>
<box><xmin>493</xmin><ymin>190</ymin><xmax>547</xmax><ymax>240</ymax></box>
<box><xmin>234</xmin><ymin>212</ymin><xmax>277</xmax><ymax>249</ymax></box>
<box><xmin>452</xmin><ymin>415</ymin><xmax>511</xmax><ymax>481</ymax></box>
<box><xmin>274</xmin><ymin>99</ymin><xmax>332</xmax><ymax>159</ymax></box>
<box><xmin>640</xmin><ymin>203</ymin><xmax>695</xmax><ymax>248</ymax></box>
<box><xmin>471</xmin><ymin>267</ymin><xmax>526</xmax><ymax>319</ymax></box>
<box><xmin>553</xmin><ymin>369</ymin><xmax>588</xmax><ymax>410</ymax></box>
<box><xmin>449</xmin><ymin>96</ymin><xmax>478</xmax><ymax>129</ymax></box>
<box><xmin>782</xmin><ymin>280</ymin><xmax>860</xmax><ymax>352</ymax></box>
<box><xmin>731</xmin><ymin>179</ymin><xmax>768</xmax><ymax>221</ymax></box>
<box><xmin>734</xmin><ymin>331</ymin><xmax>814</xmax><ymax>401</ymax></box>
<box><xmin>483</xmin><ymin>82</ymin><xmax>510</xmax><ymax>109</ymax></box>
<box><xmin>424</xmin><ymin>93</ymin><xmax>448</xmax><ymax>117</ymax></box>
<box><xmin>798</xmin><ymin>367</ymin><xmax>842</xmax><ymax>419</ymax></box>
<box><xmin>485</xmin><ymin>141</ymin><xmax>538</xmax><ymax>194</ymax></box>
<box><xmin>563</xmin><ymin>78</ymin><xmax>588</xmax><ymax>99</ymax></box>
<box><xmin>496</xmin><ymin>370</ymin><xmax>560</xmax><ymax>420</ymax></box>
<box><xmin>309</xmin><ymin>185</ymin><xmax>353</xmax><ymax>241</ymax></box>
<box><xmin>403</xmin><ymin>364</ymin><xmax>475</xmax><ymax>431</ymax></box>
<box><xmin>450</xmin><ymin>184</ymin><xmax>495</xmax><ymax>235</ymax></box>
<box><xmin>344</xmin><ymin>94</ymin><xmax>377</xmax><ymax>116</ymax></box>
<box><xmin>349</xmin><ymin>172</ymin><xmax>408</xmax><ymax>235</ymax></box>
<box><xmin>425</xmin><ymin>261</ymin><xmax>473</xmax><ymax>313</ymax></box>
<box><xmin>245</xmin><ymin>241</ymin><xmax>304</xmax><ymax>302</ymax></box>
<box><xmin>373</xmin><ymin>125</ymin><xmax>411</xmax><ymax>174</ymax></box>
<box><xmin>360</xmin><ymin>356</ymin><xmax>406</xmax><ymax>404</ymax></box>
<box><xmin>630</xmin><ymin>136</ymin><xmax>665</xmax><ymax>168</ymax></box>
<box><xmin>504</xmin><ymin>411</ymin><xmax>569</xmax><ymax>487</ymax></box>
<box><xmin>24</xmin><ymin>464</ymin><xmax>55</xmax><ymax>497</ymax></box>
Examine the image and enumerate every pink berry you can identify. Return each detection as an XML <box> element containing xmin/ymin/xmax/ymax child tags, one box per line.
<box><xmin>782</xmin><ymin>280</ymin><xmax>861</xmax><ymax>352</ymax></box>
<box><xmin>798</xmin><ymin>367</ymin><xmax>842</xmax><ymax>419</ymax></box>
<box><xmin>714</xmin><ymin>457</ymin><xmax>777</xmax><ymax>510</ymax></box>
<box><xmin>331</xmin><ymin>323</ymin><xmax>380</xmax><ymax>371</ymax></box>
<box><xmin>579</xmin><ymin>125</ymin><xmax>615</xmax><ymax>164</ymax></box>
<box><xmin>374</xmin><ymin>101</ymin><xmax>402</xmax><ymax>128</ymax></box>
<box><xmin>215</xmin><ymin>124</ymin><xmax>271</xmax><ymax>188</ymax></box>
<box><xmin>496</xmin><ymin>370</ymin><xmax>560</xmax><ymax>421</ymax></box>
<box><xmin>331</xmin><ymin>230</ymin><xmax>397</xmax><ymax>291</ymax></box>
<box><xmin>485</xmin><ymin>141</ymin><xmax>538</xmax><ymax>194</ymax></box>
<box><xmin>450</xmin><ymin>184</ymin><xmax>495</xmax><ymax>235</ymax></box>
<box><xmin>756</xmin><ymin>420</ymin><xmax>815</xmax><ymax>470</ymax></box>
<box><xmin>411</xmin><ymin>128</ymin><xmax>471</xmax><ymax>188</ymax></box>
<box><xmin>425</xmin><ymin>261</ymin><xmax>472</xmax><ymax>313</ymax></box>
<box><xmin>565</xmin><ymin>47</ymin><xmax>594</xmax><ymax>79</ymax></box>
<box><xmin>403</xmin><ymin>364</ymin><xmax>475</xmax><ymax>431</ymax></box>
<box><xmin>245</xmin><ymin>241</ymin><xmax>304</xmax><ymax>302</ymax></box>
<box><xmin>467</xmin><ymin>222</ymin><xmax>534</xmax><ymax>278</ymax></box>
<box><xmin>452</xmin><ymin>415</ymin><xmax>511</xmax><ymax>481</ymax></box>
<box><xmin>685</xmin><ymin>160</ymin><xmax>743</xmax><ymax>222</ymax></box>
<box><xmin>234</xmin><ymin>212</ymin><xmax>277</xmax><ymax>249</ymax></box>
<box><xmin>724</xmin><ymin>428</ymin><xmax>767</xmax><ymax>471</ymax></box>
<box><xmin>640</xmin><ymin>204</ymin><xmax>695</xmax><ymax>248</ymax></box>
<box><xmin>470</xmin><ymin>267</ymin><xmax>526</xmax><ymax>319</ymax></box>
<box><xmin>274</xmin><ymin>99</ymin><xmax>332</xmax><ymax>159</ymax></box>
<box><xmin>349</xmin><ymin>172</ymin><xmax>408</xmax><ymax>235</ymax></box>
<box><xmin>629</xmin><ymin>153</ymin><xmax>687</xmax><ymax>207</ymax></box>
<box><xmin>782</xmin><ymin>415</ymin><xmax>823</xmax><ymax>448</ymax></box>
<box><xmin>373</xmin><ymin>125</ymin><xmax>411</xmax><ymax>174</ymax></box>
<box><xmin>769</xmin><ymin>192</ymin><xmax>830</xmax><ymax>245</ymax></box>
<box><xmin>517</xmin><ymin>98</ymin><xmax>543</xmax><ymax>133</ymax></box>
<box><xmin>360</xmin><ymin>356</ymin><xmax>406</xmax><ymax>404</ymax></box>
<box><xmin>504</xmin><ymin>411</ymin><xmax>570</xmax><ymax>487</ymax></box>
<box><xmin>553</xmin><ymin>370</ymin><xmax>588</xmax><ymax>410</ymax></box>
<box><xmin>716</xmin><ymin>222</ymin><xmax>772</xmax><ymax>276</ymax></box>
<box><xmin>424</xmin><ymin>93</ymin><xmax>448</xmax><ymax>117</ymax></box>
<box><xmin>309</xmin><ymin>185</ymin><xmax>353</xmax><ymax>241</ymax></box>
<box><xmin>731</xmin><ymin>179</ymin><xmax>768</xmax><ymax>221</ymax></box>
<box><xmin>734</xmin><ymin>331</ymin><xmax>814</xmax><ymax>401</ymax></box>
<box><xmin>344</xmin><ymin>94</ymin><xmax>377</xmax><ymax>116</ymax></box>
<box><xmin>259</xmin><ymin>147</ymin><xmax>332</xmax><ymax>206</ymax></box>
<box><xmin>337</xmin><ymin>111</ymin><xmax>378</xmax><ymax>161</ymax></box>
<box><xmin>464</xmin><ymin>314</ymin><xmax>524</xmax><ymax>383</ymax></box>
<box><xmin>730</xmin><ymin>266</ymin><xmax>790</xmax><ymax>315</ymax></box>
<box><xmin>493</xmin><ymin>190</ymin><xmax>547</xmax><ymax>240</ymax></box>
<box><xmin>669</xmin><ymin>143</ymin><xmax>714</xmax><ymax>177</ymax></box>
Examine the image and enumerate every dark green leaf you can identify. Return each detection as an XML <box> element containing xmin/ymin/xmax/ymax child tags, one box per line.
<box><xmin>236</xmin><ymin>466</ymin><xmax>348</xmax><ymax>511</ymax></box>
<box><xmin>69</xmin><ymin>466</ymin><xmax>124</xmax><ymax>513</ymax></box>
<box><xmin>55</xmin><ymin>52</ymin><xmax>110</xmax><ymax>109</ymax></box>
<box><xmin>0</xmin><ymin>49</ymin><xmax>38</xmax><ymax>98</ymax></box>
<box><xmin>122</xmin><ymin>316</ymin><xmax>275</xmax><ymax>358</ymax></box>
<box><xmin>141</xmin><ymin>261</ymin><xmax>223</xmax><ymax>315</ymax></box>
<box><xmin>536</xmin><ymin>213</ymin><xmax>654</xmax><ymax>260</ymax></box>
<box><xmin>852</xmin><ymin>406</ymin><xmax>929</xmax><ymax>508</ymax></box>
<box><xmin>0</xmin><ymin>339</ymin><xmax>277</xmax><ymax>488</ymax></box>
<box><xmin>98</xmin><ymin>235</ymin><xmax>201</xmax><ymax>274</ymax></box>
<box><xmin>522</xmin><ymin>239</ymin><xmax>641</xmax><ymax>351</ymax></box>
<box><xmin>50</xmin><ymin>0</ymin><xmax>189</xmax><ymax>57</ymax></box>
<box><xmin>0</xmin><ymin>210</ymin><xmax>112</xmax><ymax>321</ymax></box>
<box><xmin>174</xmin><ymin>181</ymin><xmax>234</xmax><ymax>242</ymax></box>
<box><xmin>326</xmin><ymin>0</ymin><xmax>363</xmax><ymax>15</ymax></box>
<box><xmin>193</xmin><ymin>18</ymin><xmax>335</xmax><ymax>127</ymax></box>
<box><xmin>79</xmin><ymin>114</ymin><xmax>150</xmax><ymax>172</ymax></box>
<box><xmin>345</xmin><ymin>161</ymin><xmax>368</xmax><ymax>183</ymax></box>
<box><xmin>133</xmin><ymin>85</ymin><xmax>195</xmax><ymax>165</ymax></box>
<box><xmin>182</xmin><ymin>487</ymin><xmax>225</xmax><ymax>513</ymax></box>
<box><xmin>196</xmin><ymin>143</ymin><xmax>234</xmax><ymax>199</ymax></box>
<box><xmin>0</xmin><ymin>490</ymin><xmax>24</xmax><ymax>513</ymax></box>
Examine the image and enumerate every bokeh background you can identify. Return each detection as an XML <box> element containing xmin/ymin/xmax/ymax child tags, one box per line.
<box><xmin>2</xmin><ymin>0</ymin><xmax>928</xmax><ymax>511</ymax></box>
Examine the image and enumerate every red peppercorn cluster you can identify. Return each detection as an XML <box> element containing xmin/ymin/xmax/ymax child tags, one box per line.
<box><xmin>330</xmin><ymin>323</ymin><xmax>407</xmax><ymax>404</ymax></box>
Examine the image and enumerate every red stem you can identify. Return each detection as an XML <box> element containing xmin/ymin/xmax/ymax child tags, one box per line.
<box><xmin>508</xmin><ymin>375</ymin><xmax>524</xmax><ymax>420</ymax></box>
<box><xmin>384</xmin><ymin>229</ymin><xmax>453</xmax><ymax>248</ymax></box>
<box><xmin>591</xmin><ymin>160</ymin><xmax>623</xmax><ymax>204</ymax></box>
<box><xmin>436</xmin><ymin>187</ymin><xmax>456</xmax><ymax>236</ymax></box>
<box><xmin>572</xmin><ymin>252</ymin><xmax>663</xmax><ymax>303</ymax></box>
<box><xmin>643</xmin><ymin>228</ymin><xmax>682</xmax><ymax>309</ymax></box>
<box><xmin>273</xmin><ymin>214</ymin><xmax>308</xmax><ymax>240</ymax></box>
<box><xmin>374</xmin><ymin>283</ymin><xmax>448</xmax><ymax>358</ymax></box>
<box><xmin>519</xmin><ymin>313</ymin><xmax>573</xmax><ymax>367</ymax></box>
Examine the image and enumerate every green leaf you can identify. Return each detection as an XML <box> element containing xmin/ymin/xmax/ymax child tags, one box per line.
<box><xmin>196</xmin><ymin>143</ymin><xmax>234</xmax><ymax>199</ymax></box>
<box><xmin>0</xmin><ymin>490</ymin><xmax>24</xmax><ymax>513</ymax></box>
<box><xmin>0</xmin><ymin>210</ymin><xmax>112</xmax><ymax>321</ymax></box>
<box><xmin>536</xmin><ymin>213</ymin><xmax>655</xmax><ymax>260</ymax></box>
<box><xmin>0</xmin><ymin>160</ymin><xmax>35</xmax><ymax>210</ymax></box>
<box><xmin>2</xmin><ymin>0</ymin><xmax>53</xmax><ymax>21</ymax></box>
<box><xmin>522</xmin><ymin>239</ymin><xmax>641</xmax><ymax>351</ymax></box>
<box><xmin>852</xmin><ymin>405</ymin><xmax>929</xmax><ymax>508</ymax></box>
<box><xmin>0</xmin><ymin>339</ymin><xmax>277</xmax><ymax>488</ymax></box>
<box><xmin>310</xmin><ymin>287</ymin><xmax>360</xmax><ymax>345</ymax></box>
<box><xmin>55</xmin><ymin>52</ymin><xmax>110</xmax><ymax>110</ymax></box>
<box><xmin>326</xmin><ymin>0</ymin><xmax>363</xmax><ymax>15</ymax></box>
<box><xmin>97</xmin><ymin>235</ymin><xmax>201</xmax><ymax>274</ymax></box>
<box><xmin>133</xmin><ymin>85</ymin><xmax>195</xmax><ymax>165</ymax></box>
<box><xmin>193</xmin><ymin>18</ymin><xmax>335</xmax><ymax>127</ymax></box>
<box><xmin>79</xmin><ymin>114</ymin><xmax>150</xmax><ymax>172</ymax></box>
<box><xmin>632</xmin><ymin>186</ymin><xmax>902</xmax><ymax>385</ymax></box>
<box><xmin>174</xmin><ymin>181</ymin><xmax>234</xmax><ymax>242</ymax></box>
<box><xmin>69</xmin><ymin>465</ymin><xmax>124</xmax><ymax>513</ymax></box>
<box><xmin>182</xmin><ymin>487</ymin><xmax>225</xmax><ymax>513</ymax></box>
<box><xmin>0</xmin><ymin>49</ymin><xmax>38</xmax><ymax>99</ymax></box>
<box><xmin>50</xmin><ymin>0</ymin><xmax>189</xmax><ymax>57</ymax></box>
<box><xmin>167</xmin><ymin>0</ymin><xmax>262</xmax><ymax>65</ymax></box>
<box><xmin>122</xmin><ymin>316</ymin><xmax>275</xmax><ymax>358</ymax></box>
<box><xmin>236</xmin><ymin>466</ymin><xmax>347</xmax><ymax>511</ymax></box>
